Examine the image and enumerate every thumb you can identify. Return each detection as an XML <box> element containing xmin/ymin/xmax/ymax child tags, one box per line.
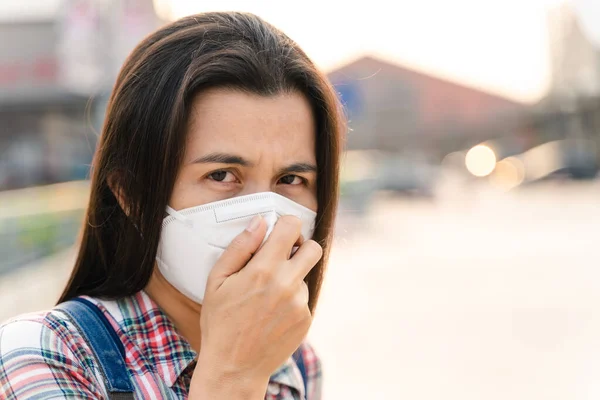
<box><xmin>207</xmin><ymin>215</ymin><xmax>267</xmax><ymax>289</ymax></box>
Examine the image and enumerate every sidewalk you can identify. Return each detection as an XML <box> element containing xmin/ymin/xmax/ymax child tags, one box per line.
<box><xmin>0</xmin><ymin>247</ymin><xmax>75</xmax><ymax>323</ymax></box>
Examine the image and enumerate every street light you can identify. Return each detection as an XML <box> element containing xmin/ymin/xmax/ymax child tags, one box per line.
<box><xmin>465</xmin><ymin>145</ymin><xmax>497</xmax><ymax>177</ymax></box>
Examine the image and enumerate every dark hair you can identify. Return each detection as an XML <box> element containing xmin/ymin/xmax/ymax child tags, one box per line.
<box><xmin>58</xmin><ymin>12</ymin><xmax>343</xmax><ymax>312</ymax></box>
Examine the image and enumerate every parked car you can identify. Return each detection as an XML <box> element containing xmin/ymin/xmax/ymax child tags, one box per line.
<box><xmin>376</xmin><ymin>155</ymin><xmax>438</xmax><ymax>197</ymax></box>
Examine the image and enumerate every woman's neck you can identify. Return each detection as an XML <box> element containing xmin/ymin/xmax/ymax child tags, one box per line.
<box><xmin>145</xmin><ymin>268</ymin><xmax>203</xmax><ymax>353</ymax></box>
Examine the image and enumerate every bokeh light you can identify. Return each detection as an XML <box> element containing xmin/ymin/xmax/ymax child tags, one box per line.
<box><xmin>465</xmin><ymin>145</ymin><xmax>497</xmax><ymax>177</ymax></box>
<box><xmin>490</xmin><ymin>157</ymin><xmax>526</xmax><ymax>190</ymax></box>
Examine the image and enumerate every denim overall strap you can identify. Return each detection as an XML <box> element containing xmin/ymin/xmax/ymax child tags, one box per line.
<box><xmin>59</xmin><ymin>298</ymin><xmax>134</xmax><ymax>400</ymax></box>
<box><xmin>292</xmin><ymin>347</ymin><xmax>308</xmax><ymax>397</ymax></box>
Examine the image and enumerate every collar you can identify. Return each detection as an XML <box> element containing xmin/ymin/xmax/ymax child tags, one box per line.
<box><xmin>90</xmin><ymin>291</ymin><xmax>304</xmax><ymax>392</ymax></box>
<box><xmin>269</xmin><ymin>354</ymin><xmax>306</xmax><ymax>398</ymax></box>
<box><xmin>90</xmin><ymin>291</ymin><xmax>197</xmax><ymax>387</ymax></box>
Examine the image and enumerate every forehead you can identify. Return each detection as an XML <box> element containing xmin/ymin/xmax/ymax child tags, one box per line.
<box><xmin>185</xmin><ymin>88</ymin><xmax>316</xmax><ymax>163</ymax></box>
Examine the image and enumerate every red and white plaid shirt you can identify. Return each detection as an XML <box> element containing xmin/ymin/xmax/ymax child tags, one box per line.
<box><xmin>0</xmin><ymin>291</ymin><xmax>322</xmax><ymax>399</ymax></box>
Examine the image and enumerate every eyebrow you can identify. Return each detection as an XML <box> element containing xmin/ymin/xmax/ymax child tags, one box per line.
<box><xmin>279</xmin><ymin>163</ymin><xmax>318</xmax><ymax>175</ymax></box>
<box><xmin>189</xmin><ymin>152</ymin><xmax>317</xmax><ymax>174</ymax></box>
<box><xmin>190</xmin><ymin>152</ymin><xmax>253</xmax><ymax>166</ymax></box>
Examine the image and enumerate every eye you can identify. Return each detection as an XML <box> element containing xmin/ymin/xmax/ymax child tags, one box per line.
<box><xmin>278</xmin><ymin>175</ymin><xmax>304</xmax><ymax>185</ymax></box>
<box><xmin>208</xmin><ymin>170</ymin><xmax>237</xmax><ymax>183</ymax></box>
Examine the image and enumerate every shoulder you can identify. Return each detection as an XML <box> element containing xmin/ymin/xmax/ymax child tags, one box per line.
<box><xmin>296</xmin><ymin>341</ymin><xmax>322</xmax><ymax>378</ymax></box>
<box><xmin>296</xmin><ymin>341</ymin><xmax>322</xmax><ymax>400</ymax></box>
<box><xmin>0</xmin><ymin>308</ymin><xmax>104</xmax><ymax>399</ymax></box>
<box><xmin>0</xmin><ymin>308</ymin><xmax>81</xmax><ymax>359</ymax></box>
<box><xmin>297</xmin><ymin>341</ymin><xmax>320</xmax><ymax>364</ymax></box>
<box><xmin>269</xmin><ymin>341</ymin><xmax>323</xmax><ymax>400</ymax></box>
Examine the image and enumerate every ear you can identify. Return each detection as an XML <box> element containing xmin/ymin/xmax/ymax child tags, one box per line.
<box><xmin>107</xmin><ymin>172</ymin><xmax>130</xmax><ymax>216</ymax></box>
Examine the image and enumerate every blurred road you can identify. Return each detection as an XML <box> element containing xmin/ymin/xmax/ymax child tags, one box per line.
<box><xmin>311</xmin><ymin>179</ymin><xmax>600</xmax><ymax>400</ymax></box>
<box><xmin>2</xmin><ymin>179</ymin><xmax>600</xmax><ymax>399</ymax></box>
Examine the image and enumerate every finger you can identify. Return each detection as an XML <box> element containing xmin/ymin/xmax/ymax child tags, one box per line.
<box><xmin>294</xmin><ymin>234</ymin><xmax>305</xmax><ymax>247</ymax></box>
<box><xmin>289</xmin><ymin>235</ymin><xmax>305</xmax><ymax>259</ymax></box>
<box><xmin>206</xmin><ymin>215</ymin><xmax>267</xmax><ymax>290</ymax></box>
<box><xmin>291</xmin><ymin>281</ymin><xmax>311</xmax><ymax>317</ymax></box>
<box><xmin>300</xmin><ymin>281</ymin><xmax>309</xmax><ymax>304</ymax></box>
<box><xmin>258</xmin><ymin>215</ymin><xmax>302</xmax><ymax>260</ymax></box>
<box><xmin>288</xmin><ymin>239</ymin><xmax>323</xmax><ymax>281</ymax></box>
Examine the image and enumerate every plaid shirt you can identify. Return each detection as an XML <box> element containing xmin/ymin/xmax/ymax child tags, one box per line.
<box><xmin>0</xmin><ymin>291</ymin><xmax>322</xmax><ymax>399</ymax></box>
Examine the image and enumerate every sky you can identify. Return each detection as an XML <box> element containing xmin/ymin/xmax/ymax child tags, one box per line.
<box><xmin>153</xmin><ymin>0</ymin><xmax>578</xmax><ymax>104</ymax></box>
<box><xmin>572</xmin><ymin>0</ymin><xmax>600</xmax><ymax>46</ymax></box>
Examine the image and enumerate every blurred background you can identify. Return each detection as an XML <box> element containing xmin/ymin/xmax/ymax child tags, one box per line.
<box><xmin>1</xmin><ymin>0</ymin><xmax>600</xmax><ymax>398</ymax></box>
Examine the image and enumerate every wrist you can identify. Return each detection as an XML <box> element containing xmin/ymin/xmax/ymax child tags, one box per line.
<box><xmin>189</xmin><ymin>355</ymin><xmax>269</xmax><ymax>400</ymax></box>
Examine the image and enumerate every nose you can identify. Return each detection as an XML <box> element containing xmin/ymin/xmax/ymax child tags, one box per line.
<box><xmin>239</xmin><ymin>180</ymin><xmax>273</xmax><ymax>196</ymax></box>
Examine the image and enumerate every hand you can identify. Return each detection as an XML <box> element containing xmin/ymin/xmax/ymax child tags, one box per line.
<box><xmin>189</xmin><ymin>215</ymin><xmax>322</xmax><ymax>399</ymax></box>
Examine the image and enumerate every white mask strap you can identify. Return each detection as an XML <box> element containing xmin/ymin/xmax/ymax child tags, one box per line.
<box><xmin>166</xmin><ymin>206</ymin><xmax>193</xmax><ymax>227</ymax></box>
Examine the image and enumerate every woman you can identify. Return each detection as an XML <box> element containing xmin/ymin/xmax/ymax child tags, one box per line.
<box><xmin>0</xmin><ymin>12</ymin><xmax>342</xmax><ymax>400</ymax></box>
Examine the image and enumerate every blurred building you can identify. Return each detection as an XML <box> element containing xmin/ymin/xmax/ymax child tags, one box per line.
<box><xmin>519</xmin><ymin>3</ymin><xmax>600</xmax><ymax>179</ymax></box>
<box><xmin>547</xmin><ymin>3</ymin><xmax>600</xmax><ymax>100</ymax></box>
<box><xmin>328</xmin><ymin>56</ymin><xmax>526</xmax><ymax>159</ymax></box>
<box><xmin>0</xmin><ymin>0</ymin><xmax>161</xmax><ymax>191</ymax></box>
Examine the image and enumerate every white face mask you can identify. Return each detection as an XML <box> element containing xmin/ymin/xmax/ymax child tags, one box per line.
<box><xmin>156</xmin><ymin>192</ymin><xmax>317</xmax><ymax>304</ymax></box>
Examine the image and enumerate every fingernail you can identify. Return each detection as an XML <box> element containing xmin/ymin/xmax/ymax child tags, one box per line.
<box><xmin>246</xmin><ymin>215</ymin><xmax>262</xmax><ymax>232</ymax></box>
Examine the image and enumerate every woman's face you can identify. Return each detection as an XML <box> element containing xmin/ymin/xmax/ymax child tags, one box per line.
<box><xmin>169</xmin><ymin>88</ymin><xmax>318</xmax><ymax>212</ymax></box>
